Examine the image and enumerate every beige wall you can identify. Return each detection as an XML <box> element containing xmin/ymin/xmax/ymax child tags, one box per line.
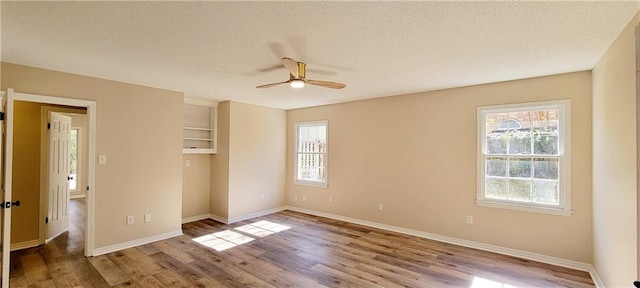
<box><xmin>2</xmin><ymin>62</ymin><xmax>184</xmax><ymax>249</ymax></box>
<box><xmin>227</xmin><ymin>102</ymin><xmax>286</xmax><ymax>219</ymax></box>
<box><xmin>182</xmin><ymin>154</ymin><xmax>211</xmax><ymax>219</ymax></box>
<box><xmin>287</xmin><ymin>71</ymin><xmax>593</xmax><ymax>263</ymax></box>
<box><xmin>592</xmin><ymin>12</ymin><xmax>639</xmax><ymax>286</ymax></box>
<box><xmin>211</xmin><ymin>101</ymin><xmax>230</xmax><ymax>218</ymax></box>
<box><xmin>210</xmin><ymin>101</ymin><xmax>287</xmax><ymax>220</ymax></box>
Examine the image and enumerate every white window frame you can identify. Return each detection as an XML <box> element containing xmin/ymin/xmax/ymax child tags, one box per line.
<box><xmin>294</xmin><ymin>120</ymin><xmax>328</xmax><ymax>188</ymax></box>
<box><xmin>477</xmin><ymin>100</ymin><xmax>572</xmax><ymax>216</ymax></box>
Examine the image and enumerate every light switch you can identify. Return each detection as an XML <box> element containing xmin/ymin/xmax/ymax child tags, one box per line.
<box><xmin>98</xmin><ymin>154</ymin><xmax>107</xmax><ymax>165</ymax></box>
<box><xmin>185</xmin><ymin>160</ymin><xmax>190</xmax><ymax>167</ymax></box>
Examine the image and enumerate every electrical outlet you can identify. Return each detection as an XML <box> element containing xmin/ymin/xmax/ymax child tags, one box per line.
<box><xmin>329</xmin><ymin>195</ymin><xmax>333</xmax><ymax>203</ymax></box>
<box><xmin>466</xmin><ymin>215</ymin><xmax>473</xmax><ymax>224</ymax></box>
<box><xmin>378</xmin><ymin>203</ymin><xmax>384</xmax><ymax>211</ymax></box>
<box><xmin>126</xmin><ymin>216</ymin><xmax>134</xmax><ymax>225</ymax></box>
<box><xmin>144</xmin><ymin>214</ymin><xmax>151</xmax><ymax>223</ymax></box>
<box><xmin>302</xmin><ymin>196</ymin><xmax>306</xmax><ymax>202</ymax></box>
<box><xmin>294</xmin><ymin>195</ymin><xmax>298</xmax><ymax>201</ymax></box>
<box><xmin>260</xmin><ymin>193</ymin><xmax>265</xmax><ymax>200</ymax></box>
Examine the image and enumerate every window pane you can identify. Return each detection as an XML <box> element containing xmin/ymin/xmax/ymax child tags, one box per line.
<box><xmin>508</xmin><ymin>111</ymin><xmax>532</xmax><ymax>129</ymax></box>
<box><xmin>297</xmin><ymin>153</ymin><xmax>326</xmax><ymax>182</ymax></box>
<box><xmin>533</xmin><ymin>133</ymin><xmax>558</xmax><ymax>155</ymax></box>
<box><xmin>486</xmin><ymin>157</ymin><xmax>506</xmax><ymax>177</ymax></box>
<box><xmin>508</xmin><ymin>130</ymin><xmax>531</xmax><ymax>154</ymax></box>
<box><xmin>509</xmin><ymin>158</ymin><xmax>531</xmax><ymax>178</ymax></box>
<box><xmin>485</xmin><ymin>177</ymin><xmax>506</xmax><ymax>200</ymax></box>
<box><xmin>532</xmin><ymin>109</ymin><xmax>559</xmax><ymax>130</ymax></box>
<box><xmin>486</xmin><ymin>112</ymin><xmax>509</xmax><ymax>132</ymax></box>
<box><xmin>533</xmin><ymin>158</ymin><xmax>558</xmax><ymax>179</ymax></box>
<box><xmin>486</xmin><ymin>133</ymin><xmax>507</xmax><ymax>154</ymax></box>
<box><xmin>508</xmin><ymin>179</ymin><xmax>531</xmax><ymax>202</ymax></box>
<box><xmin>533</xmin><ymin>180</ymin><xmax>559</xmax><ymax>204</ymax></box>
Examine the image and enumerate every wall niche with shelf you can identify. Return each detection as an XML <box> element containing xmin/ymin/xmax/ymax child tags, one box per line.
<box><xmin>183</xmin><ymin>98</ymin><xmax>217</xmax><ymax>154</ymax></box>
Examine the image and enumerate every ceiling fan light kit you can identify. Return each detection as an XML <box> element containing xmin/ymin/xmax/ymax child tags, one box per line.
<box><xmin>290</xmin><ymin>79</ymin><xmax>305</xmax><ymax>88</ymax></box>
<box><xmin>257</xmin><ymin>57</ymin><xmax>346</xmax><ymax>90</ymax></box>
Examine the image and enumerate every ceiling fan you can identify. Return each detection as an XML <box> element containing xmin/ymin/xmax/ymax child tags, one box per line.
<box><xmin>256</xmin><ymin>57</ymin><xmax>346</xmax><ymax>89</ymax></box>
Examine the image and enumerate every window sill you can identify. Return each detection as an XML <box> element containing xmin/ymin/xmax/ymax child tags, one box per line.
<box><xmin>476</xmin><ymin>200</ymin><xmax>572</xmax><ymax>216</ymax></box>
<box><xmin>294</xmin><ymin>180</ymin><xmax>327</xmax><ymax>188</ymax></box>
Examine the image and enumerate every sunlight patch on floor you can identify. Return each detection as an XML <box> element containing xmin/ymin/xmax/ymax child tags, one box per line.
<box><xmin>192</xmin><ymin>220</ymin><xmax>291</xmax><ymax>251</ymax></box>
<box><xmin>193</xmin><ymin>230</ymin><xmax>254</xmax><ymax>251</ymax></box>
<box><xmin>235</xmin><ymin>220</ymin><xmax>291</xmax><ymax>237</ymax></box>
<box><xmin>470</xmin><ymin>276</ymin><xmax>519</xmax><ymax>288</ymax></box>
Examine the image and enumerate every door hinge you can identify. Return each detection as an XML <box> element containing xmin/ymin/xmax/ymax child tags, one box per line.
<box><xmin>0</xmin><ymin>112</ymin><xmax>4</xmax><ymax>121</ymax></box>
<box><xmin>45</xmin><ymin>217</ymin><xmax>49</xmax><ymax>224</ymax></box>
<box><xmin>47</xmin><ymin>122</ymin><xmax>51</xmax><ymax>129</ymax></box>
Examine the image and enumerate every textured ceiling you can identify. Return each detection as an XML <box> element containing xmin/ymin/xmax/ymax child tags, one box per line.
<box><xmin>2</xmin><ymin>1</ymin><xmax>639</xmax><ymax>110</ymax></box>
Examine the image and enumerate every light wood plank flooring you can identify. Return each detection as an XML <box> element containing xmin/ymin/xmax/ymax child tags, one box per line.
<box><xmin>9</xmin><ymin>199</ymin><xmax>594</xmax><ymax>287</ymax></box>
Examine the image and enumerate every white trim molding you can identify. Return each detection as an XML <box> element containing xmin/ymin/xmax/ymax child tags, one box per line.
<box><xmin>186</xmin><ymin>207</ymin><xmax>289</xmax><ymax>225</ymax></box>
<box><xmin>208</xmin><ymin>213</ymin><xmax>228</xmax><ymax>224</ymax></box>
<box><xmin>286</xmin><ymin>206</ymin><xmax>601</xmax><ymax>287</ymax></box>
<box><xmin>227</xmin><ymin>206</ymin><xmax>287</xmax><ymax>224</ymax></box>
<box><xmin>92</xmin><ymin>229</ymin><xmax>183</xmax><ymax>256</ymax></box>
<box><xmin>45</xmin><ymin>228</ymin><xmax>69</xmax><ymax>244</ymax></box>
<box><xmin>182</xmin><ymin>214</ymin><xmax>211</xmax><ymax>224</ymax></box>
<box><xmin>10</xmin><ymin>240</ymin><xmax>40</xmax><ymax>251</ymax></box>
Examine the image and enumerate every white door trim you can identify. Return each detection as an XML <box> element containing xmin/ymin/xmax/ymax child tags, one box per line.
<box><xmin>6</xmin><ymin>89</ymin><xmax>97</xmax><ymax>257</ymax></box>
<box><xmin>2</xmin><ymin>91</ymin><xmax>12</xmax><ymax>288</ymax></box>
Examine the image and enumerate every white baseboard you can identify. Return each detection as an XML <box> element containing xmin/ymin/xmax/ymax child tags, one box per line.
<box><xmin>182</xmin><ymin>214</ymin><xmax>211</xmax><ymax>224</ymax></box>
<box><xmin>92</xmin><ymin>229</ymin><xmax>183</xmax><ymax>256</ymax></box>
<box><xmin>45</xmin><ymin>227</ymin><xmax>69</xmax><ymax>244</ymax></box>
<box><xmin>10</xmin><ymin>239</ymin><xmax>40</xmax><ymax>251</ymax></box>
<box><xmin>70</xmin><ymin>193</ymin><xmax>86</xmax><ymax>199</ymax></box>
<box><xmin>203</xmin><ymin>206</ymin><xmax>288</xmax><ymax>224</ymax></box>
<box><xmin>208</xmin><ymin>213</ymin><xmax>228</xmax><ymax>224</ymax></box>
<box><xmin>587</xmin><ymin>265</ymin><xmax>604</xmax><ymax>288</ymax></box>
<box><xmin>227</xmin><ymin>206</ymin><xmax>287</xmax><ymax>224</ymax></box>
<box><xmin>286</xmin><ymin>206</ymin><xmax>600</xmax><ymax>285</ymax></box>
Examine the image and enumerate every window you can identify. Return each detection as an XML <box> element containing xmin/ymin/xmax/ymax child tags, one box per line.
<box><xmin>477</xmin><ymin>100</ymin><xmax>571</xmax><ymax>216</ymax></box>
<box><xmin>295</xmin><ymin>121</ymin><xmax>328</xmax><ymax>187</ymax></box>
<box><xmin>69</xmin><ymin>128</ymin><xmax>80</xmax><ymax>191</ymax></box>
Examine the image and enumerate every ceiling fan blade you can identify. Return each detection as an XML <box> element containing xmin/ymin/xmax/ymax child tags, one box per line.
<box><xmin>281</xmin><ymin>57</ymin><xmax>299</xmax><ymax>78</ymax></box>
<box><xmin>256</xmin><ymin>81</ymin><xmax>289</xmax><ymax>89</ymax></box>
<box><xmin>306</xmin><ymin>79</ymin><xmax>346</xmax><ymax>89</ymax></box>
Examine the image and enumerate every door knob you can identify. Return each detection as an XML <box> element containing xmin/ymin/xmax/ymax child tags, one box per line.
<box><xmin>2</xmin><ymin>200</ymin><xmax>20</xmax><ymax>209</ymax></box>
<box><xmin>67</xmin><ymin>176</ymin><xmax>74</xmax><ymax>180</ymax></box>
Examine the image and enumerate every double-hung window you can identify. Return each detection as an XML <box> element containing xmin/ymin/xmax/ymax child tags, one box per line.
<box><xmin>295</xmin><ymin>121</ymin><xmax>328</xmax><ymax>187</ymax></box>
<box><xmin>477</xmin><ymin>100</ymin><xmax>571</xmax><ymax>216</ymax></box>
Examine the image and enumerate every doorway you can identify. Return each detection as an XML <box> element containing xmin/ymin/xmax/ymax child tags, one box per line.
<box><xmin>3</xmin><ymin>89</ymin><xmax>97</xmax><ymax>265</ymax></box>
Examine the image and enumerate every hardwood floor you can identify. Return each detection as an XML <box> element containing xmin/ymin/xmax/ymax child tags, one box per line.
<box><xmin>9</xmin><ymin>199</ymin><xmax>594</xmax><ymax>287</ymax></box>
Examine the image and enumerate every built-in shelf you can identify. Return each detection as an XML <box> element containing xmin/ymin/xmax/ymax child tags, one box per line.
<box><xmin>183</xmin><ymin>98</ymin><xmax>218</xmax><ymax>154</ymax></box>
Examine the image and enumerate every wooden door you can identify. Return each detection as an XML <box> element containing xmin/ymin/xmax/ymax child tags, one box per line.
<box><xmin>47</xmin><ymin>112</ymin><xmax>71</xmax><ymax>241</ymax></box>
